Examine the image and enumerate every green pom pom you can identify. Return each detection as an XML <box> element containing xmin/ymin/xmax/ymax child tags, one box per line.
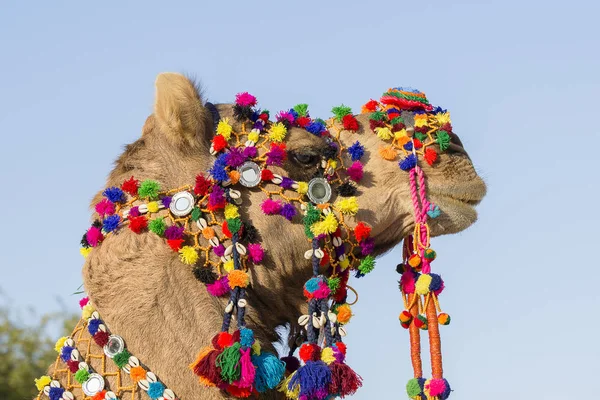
<box><xmin>406</xmin><ymin>378</ymin><xmax>422</xmax><ymax>397</ymax></box>
<box><xmin>113</xmin><ymin>349</ymin><xmax>131</xmax><ymax>369</ymax></box>
<box><xmin>191</xmin><ymin>207</ymin><xmax>202</xmax><ymax>222</ymax></box>
<box><xmin>148</xmin><ymin>217</ymin><xmax>166</xmax><ymax>236</ymax></box>
<box><xmin>227</xmin><ymin>218</ymin><xmax>242</xmax><ymax>234</ymax></box>
<box><xmin>138</xmin><ymin>180</ymin><xmax>161</xmax><ymax>199</ymax></box>
<box><xmin>370</xmin><ymin>111</ymin><xmax>387</xmax><ymax>121</ymax></box>
<box><xmin>303</xmin><ymin>204</ymin><xmax>321</xmax><ymax>225</ymax></box>
<box><xmin>390</xmin><ymin>116</ymin><xmax>405</xmax><ymax>125</ymax></box>
<box><xmin>216</xmin><ymin>342</ymin><xmax>242</xmax><ymax>383</ymax></box>
<box><xmin>358</xmin><ymin>256</ymin><xmax>375</xmax><ymax>274</ymax></box>
<box><xmin>414</xmin><ymin>132</ymin><xmax>427</xmax><ymax>141</ymax></box>
<box><xmin>327</xmin><ymin>277</ymin><xmax>341</xmax><ymax>292</ymax></box>
<box><xmin>304</xmin><ymin>224</ymin><xmax>314</xmax><ymax>239</ymax></box>
<box><xmin>436</xmin><ymin>130</ymin><xmax>451</xmax><ymax>151</ymax></box>
<box><xmin>74</xmin><ymin>368</ymin><xmax>90</xmax><ymax>384</ymax></box>
<box><xmin>293</xmin><ymin>104</ymin><xmax>309</xmax><ymax>117</ymax></box>
<box><xmin>331</xmin><ymin>104</ymin><xmax>353</xmax><ymax>121</ymax></box>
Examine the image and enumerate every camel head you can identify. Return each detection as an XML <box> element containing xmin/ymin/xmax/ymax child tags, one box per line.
<box><xmin>74</xmin><ymin>73</ymin><xmax>485</xmax><ymax>400</ymax></box>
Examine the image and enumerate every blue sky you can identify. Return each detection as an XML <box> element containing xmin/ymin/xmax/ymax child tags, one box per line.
<box><xmin>1</xmin><ymin>1</ymin><xmax>598</xmax><ymax>399</ymax></box>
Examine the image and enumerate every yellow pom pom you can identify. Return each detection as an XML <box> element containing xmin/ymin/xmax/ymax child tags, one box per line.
<box><xmin>435</xmin><ymin>112</ymin><xmax>451</xmax><ymax>125</ymax></box>
<box><xmin>80</xmin><ymin>247</ymin><xmax>92</xmax><ymax>258</ymax></box>
<box><xmin>339</xmin><ymin>257</ymin><xmax>350</xmax><ymax>270</ymax></box>
<box><xmin>248</xmin><ymin>130</ymin><xmax>260</xmax><ymax>143</ymax></box>
<box><xmin>394</xmin><ymin>128</ymin><xmax>408</xmax><ymax>140</ymax></box>
<box><xmin>310</xmin><ymin>213</ymin><xmax>338</xmax><ymax>236</ymax></box>
<box><xmin>224</xmin><ymin>204</ymin><xmax>239</xmax><ymax>219</ymax></box>
<box><xmin>35</xmin><ymin>375</ymin><xmax>51</xmax><ymax>391</ymax></box>
<box><xmin>54</xmin><ymin>336</ymin><xmax>68</xmax><ymax>353</ymax></box>
<box><xmin>147</xmin><ymin>201</ymin><xmax>159</xmax><ymax>213</ymax></box>
<box><xmin>336</xmin><ymin>304</ymin><xmax>353</xmax><ymax>324</ymax></box>
<box><xmin>223</xmin><ymin>259</ymin><xmax>234</xmax><ymax>273</ymax></box>
<box><xmin>269</xmin><ymin>122</ymin><xmax>287</xmax><ymax>142</ymax></box>
<box><xmin>297</xmin><ymin>182</ymin><xmax>308</xmax><ymax>195</ymax></box>
<box><xmin>414</xmin><ymin>114</ymin><xmax>428</xmax><ymax>128</ymax></box>
<box><xmin>321</xmin><ymin>347</ymin><xmax>336</xmax><ymax>365</ymax></box>
<box><xmin>179</xmin><ymin>246</ymin><xmax>199</xmax><ymax>265</ymax></box>
<box><xmin>216</xmin><ymin>118</ymin><xmax>233</xmax><ymax>140</ymax></box>
<box><xmin>335</xmin><ymin>197</ymin><xmax>359</xmax><ymax>215</ymax></box>
<box><xmin>415</xmin><ymin>274</ymin><xmax>432</xmax><ymax>295</ymax></box>
<box><xmin>375</xmin><ymin>126</ymin><xmax>393</xmax><ymax>140</ymax></box>
<box><xmin>81</xmin><ymin>304</ymin><xmax>94</xmax><ymax>320</ymax></box>
<box><xmin>329</xmin><ymin>160</ymin><xmax>338</xmax><ymax>169</ymax></box>
<box><xmin>251</xmin><ymin>340</ymin><xmax>261</xmax><ymax>356</ymax></box>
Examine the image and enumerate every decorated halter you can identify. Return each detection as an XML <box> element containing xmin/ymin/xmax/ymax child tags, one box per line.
<box><xmin>36</xmin><ymin>87</ymin><xmax>456</xmax><ymax>400</ymax></box>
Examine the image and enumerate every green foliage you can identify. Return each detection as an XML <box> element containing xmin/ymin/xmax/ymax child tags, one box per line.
<box><xmin>0</xmin><ymin>299</ymin><xmax>78</xmax><ymax>400</ymax></box>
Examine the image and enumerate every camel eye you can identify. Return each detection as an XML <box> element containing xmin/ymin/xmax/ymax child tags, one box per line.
<box><xmin>291</xmin><ymin>151</ymin><xmax>320</xmax><ymax>166</ymax></box>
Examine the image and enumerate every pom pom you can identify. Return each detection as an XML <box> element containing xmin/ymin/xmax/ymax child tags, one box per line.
<box><xmin>427</xmin><ymin>203</ymin><xmax>441</xmax><ymax>219</ymax></box>
<box><xmin>82</xmin><ymin>303</ymin><xmax>94</xmax><ymax>319</ymax></box>
<box><xmin>293</xmin><ymin>103</ymin><xmax>309</xmax><ymax>117</ymax></box>
<box><xmin>209</xmin><ymin>153</ymin><xmax>229</xmax><ymax>182</ymax></box>
<box><xmin>261</xmin><ymin>198</ymin><xmax>282</xmax><ymax>215</ymax></box>
<box><xmin>331</xmin><ymin>104</ymin><xmax>352</xmax><ymax>121</ymax></box>
<box><xmin>379</xmin><ymin>145</ymin><xmax>398</xmax><ymax>161</ymax></box>
<box><xmin>224</xmin><ymin>204</ymin><xmax>240</xmax><ymax>220</ymax></box>
<box><xmin>66</xmin><ymin>359</ymin><xmax>80</xmax><ymax>373</ymax></box>
<box><xmin>179</xmin><ymin>246</ymin><xmax>199</xmax><ymax>265</ymax></box>
<box><xmin>310</xmin><ymin>213</ymin><xmax>339</xmax><ymax>236</ymax></box>
<box><xmin>335</xmin><ymin>197</ymin><xmax>359</xmax><ymax>215</ymax></box>
<box><xmin>424</xmin><ymin>147</ymin><xmax>438</xmax><ymax>166</ymax></box>
<box><xmin>138</xmin><ymin>180</ymin><xmax>161</xmax><ymax>199</ymax></box>
<box><xmin>128</xmin><ymin>215</ymin><xmax>148</xmax><ymax>234</ymax></box>
<box><xmin>208</xmin><ymin>185</ymin><xmax>227</xmax><ymax>211</ymax></box>
<box><xmin>54</xmin><ymin>336</ymin><xmax>68</xmax><ymax>353</ymax></box>
<box><xmin>261</xmin><ymin>169</ymin><xmax>274</xmax><ymax>181</ymax></box>
<box><xmin>406</xmin><ymin>378</ymin><xmax>426</xmax><ymax>398</ymax></box>
<box><xmin>248</xmin><ymin>243</ymin><xmax>264</xmax><ymax>263</ymax></box>
<box><xmin>425</xmin><ymin>378</ymin><xmax>451</xmax><ymax>399</ymax></box>
<box><xmin>193</xmin><ymin>267</ymin><xmax>217</xmax><ymax>284</ymax></box>
<box><xmin>148</xmin><ymin>381</ymin><xmax>165</xmax><ymax>399</ymax></box>
<box><xmin>128</xmin><ymin>206</ymin><xmax>140</xmax><ymax>217</ymax></box>
<box><xmin>280</xmin><ymin>203</ymin><xmax>297</xmax><ymax>221</ymax></box>
<box><xmin>86</xmin><ymin>226</ymin><xmax>104</xmax><ymax>247</ymax></box>
<box><xmin>121</xmin><ymin>177</ymin><xmax>139</xmax><ymax>196</ymax></box>
<box><xmin>87</xmin><ymin>318</ymin><xmax>101</xmax><ymax>335</ymax></box>
<box><xmin>306</xmin><ymin>120</ymin><xmax>326</xmax><ymax>135</ymax></box>
<box><xmin>361</xmin><ymin>99</ymin><xmax>379</xmax><ymax>113</ymax></box>
<box><xmin>216</xmin><ymin>118</ymin><xmax>233</xmax><ymax>139</ymax></box>
<box><xmin>281</xmin><ymin>355</ymin><xmax>301</xmax><ymax>375</ymax></box>
<box><xmin>35</xmin><ymin>375</ymin><xmax>51</xmax><ymax>391</ymax></box>
<box><xmin>342</xmin><ymin>114</ymin><xmax>359</xmax><ymax>131</ymax></box>
<box><xmin>408</xmin><ymin>254</ymin><xmax>421</xmax><ymax>268</ymax></box>
<box><xmin>74</xmin><ymin>368</ymin><xmax>90</xmax><ymax>384</ymax></box>
<box><xmin>337</xmin><ymin>181</ymin><xmax>357</xmax><ymax>197</ymax></box>
<box><xmin>438</xmin><ymin>313</ymin><xmax>451</xmax><ymax>325</ymax></box>
<box><xmin>252</xmin><ymin>352</ymin><xmax>286</xmax><ymax>392</ymax></box>
<box><xmin>415</xmin><ymin>274</ymin><xmax>432</xmax><ymax>295</ymax></box>
<box><xmin>358</xmin><ymin>255</ymin><xmax>375</xmax><ymax>274</ymax></box>
<box><xmin>207</xmin><ymin>276</ymin><xmax>230</xmax><ymax>297</ymax></box>
<box><xmin>436</xmin><ymin>130</ymin><xmax>451</xmax><ymax>151</ymax></box>
<box><xmin>95</xmin><ymin>199</ymin><xmax>115</xmax><ymax>217</ymax></box>
<box><xmin>328</xmin><ymin>362</ymin><xmax>363</xmax><ymax>397</ymax></box>
<box><xmin>93</xmin><ymin>330</ymin><xmax>110</xmax><ymax>347</ymax></box>
<box><xmin>194</xmin><ymin>175</ymin><xmax>212</xmax><ymax>196</ymax></box>
<box><xmin>269</xmin><ymin>122</ymin><xmax>288</xmax><ymax>142</ymax></box>
<box><xmin>217</xmin><ymin>342</ymin><xmax>242</xmax><ymax>383</ymax></box>
<box><xmin>226</xmin><ymin>147</ymin><xmax>246</xmax><ymax>168</ymax></box>
<box><xmin>360</xmin><ymin>237</ymin><xmax>375</xmax><ymax>255</ymax></box>
<box><xmin>375</xmin><ymin>126</ymin><xmax>393</xmax><ymax>140</ymax></box>
<box><xmin>347</xmin><ymin>141</ymin><xmax>365</xmax><ymax>161</ymax></box>
<box><xmin>212</xmin><ymin>134</ymin><xmax>228</xmax><ymax>152</ymax></box>
<box><xmin>303</xmin><ymin>277</ymin><xmax>331</xmax><ymax>299</ymax></box>
<box><xmin>353</xmin><ymin>222</ymin><xmax>371</xmax><ymax>242</ymax></box>
<box><xmin>336</xmin><ymin>304</ymin><xmax>353</xmax><ymax>324</ymax></box>
<box><xmin>346</xmin><ymin>161</ymin><xmax>364</xmax><ymax>182</ymax></box>
<box><xmin>113</xmin><ymin>349</ymin><xmax>131</xmax><ymax>368</ymax></box>
<box><xmin>167</xmin><ymin>239</ymin><xmax>184</xmax><ymax>252</ymax></box>
<box><xmin>235</xmin><ymin>92</ymin><xmax>257</xmax><ymax>107</ymax></box>
<box><xmin>228</xmin><ymin>270</ymin><xmax>250</xmax><ymax>288</ymax></box>
<box><xmin>296</xmin><ymin>181</ymin><xmax>309</xmax><ymax>195</ymax></box>
<box><xmin>266</xmin><ymin>143</ymin><xmax>287</xmax><ymax>166</ymax></box>
<box><xmin>399</xmin><ymin>154</ymin><xmax>418</xmax><ymax>171</ymax></box>
<box><xmin>299</xmin><ymin>343</ymin><xmax>321</xmax><ymax>363</ymax></box>
<box><xmin>243</xmin><ymin>146</ymin><xmax>257</xmax><ymax>159</ymax></box>
<box><xmin>79</xmin><ymin>297</ymin><xmax>89</xmax><ymax>309</ymax></box>
<box><xmin>288</xmin><ymin>360</ymin><xmax>331</xmax><ymax>399</ymax></box>
<box><xmin>399</xmin><ymin>310</ymin><xmax>413</xmax><ymax>324</ymax></box>
<box><xmin>148</xmin><ymin>217</ymin><xmax>166</xmax><ymax>236</ymax></box>
<box><xmin>424</xmin><ymin>248</ymin><xmax>437</xmax><ymax>261</ymax></box>
<box><xmin>130</xmin><ymin>365</ymin><xmax>146</xmax><ymax>382</ymax></box>
<box><xmin>48</xmin><ymin>387</ymin><xmax>65</xmax><ymax>400</ymax></box>
<box><xmin>103</xmin><ymin>187</ymin><xmax>125</xmax><ymax>203</ymax></box>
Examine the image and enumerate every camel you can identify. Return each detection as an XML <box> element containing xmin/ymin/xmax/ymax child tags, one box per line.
<box><xmin>37</xmin><ymin>73</ymin><xmax>486</xmax><ymax>400</ymax></box>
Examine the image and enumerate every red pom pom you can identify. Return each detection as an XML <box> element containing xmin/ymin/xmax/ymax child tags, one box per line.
<box><xmin>259</xmin><ymin>113</ymin><xmax>269</xmax><ymax>122</ymax></box>
<box><xmin>413</xmin><ymin>138</ymin><xmax>423</xmax><ymax>149</ymax></box>
<box><xmin>261</xmin><ymin>169</ymin><xmax>274</xmax><ymax>181</ymax></box>
<box><xmin>424</xmin><ymin>148</ymin><xmax>438</xmax><ymax>166</ymax></box>
<box><xmin>335</xmin><ymin>341</ymin><xmax>347</xmax><ymax>355</ymax></box>
<box><xmin>194</xmin><ymin>175</ymin><xmax>212</xmax><ymax>196</ymax></box>
<box><xmin>67</xmin><ymin>359</ymin><xmax>80</xmax><ymax>373</ymax></box>
<box><xmin>128</xmin><ymin>216</ymin><xmax>148</xmax><ymax>233</ymax></box>
<box><xmin>342</xmin><ymin>115</ymin><xmax>359</xmax><ymax>131</ymax></box>
<box><xmin>296</xmin><ymin>116</ymin><xmax>311</xmax><ymax>128</ymax></box>
<box><xmin>167</xmin><ymin>239</ymin><xmax>184</xmax><ymax>252</ymax></box>
<box><xmin>222</xmin><ymin>221</ymin><xmax>232</xmax><ymax>238</ymax></box>
<box><xmin>388</xmin><ymin>112</ymin><xmax>401</xmax><ymax>120</ymax></box>
<box><xmin>299</xmin><ymin>343</ymin><xmax>321</xmax><ymax>362</ymax></box>
<box><xmin>441</xmin><ymin>122</ymin><xmax>452</xmax><ymax>132</ymax></box>
<box><xmin>121</xmin><ymin>177</ymin><xmax>139</xmax><ymax>196</ymax></box>
<box><xmin>226</xmin><ymin>385</ymin><xmax>252</xmax><ymax>398</ymax></box>
<box><xmin>212</xmin><ymin>135</ymin><xmax>228</xmax><ymax>152</ymax></box>
<box><xmin>369</xmin><ymin>119</ymin><xmax>386</xmax><ymax>131</ymax></box>
<box><xmin>362</xmin><ymin>100</ymin><xmax>379</xmax><ymax>112</ymax></box>
<box><xmin>93</xmin><ymin>331</ymin><xmax>110</xmax><ymax>347</ymax></box>
<box><xmin>354</xmin><ymin>222</ymin><xmax>371</xmax><ymax>242</ymax></box>
<box><xmin>217</xmin><ymin>332</ymin><xmax>233</xmax><ymax>349</ymax></box>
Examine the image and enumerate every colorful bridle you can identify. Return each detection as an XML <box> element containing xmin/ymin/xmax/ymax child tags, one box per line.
<box><xmin>37</xmin><ymin>87</ymin><xmax>456</xmax><ymax>400</ymax></box>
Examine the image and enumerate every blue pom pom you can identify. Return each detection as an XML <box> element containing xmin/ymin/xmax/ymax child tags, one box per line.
<box><xmin>432</xmin><ymin>106</ymin><xmax>447</xmax><ymax>114</ymax></box>
<box><xmin>87</xmin><ymin>318</ymin><xmax>101</xmax><ymax>336</ymax></box>
<box><xmin>306</xmin><ymin>121</ymin><xmax>326</xmax><ymax>135</ymax></box>
<box><xmin>147</xmin><ymin>382</ymin><xmax>165</xmax><ymax>399</ymax></box>
<box><xmin>403</xmin><ymin>141</ymin><xmax>413</xmax><ymax>151</ymax></box>
<box><xmin>289</xmin><ymin>360</ymin><xmax>331</xmax><ymax>398</ymax></box>
<box><xmin>386</xmin><ymin>107</ymin><xmax>401</xmax><ymax>115</ymax></box>
<box><xmin>60</xmin><ymin>346</ymin><xmax>74</xmax><ymax>362</ymax></box>
<box><xmin>429</xmin><ymin>273</ymin><xmax>443</xmax><ymax>292</ymax></box>
<box><xmin>49</xmin><ymin>387</ymin><xmax>65</xmax><ymax>400</ymax></box>
<box><xmin>209</xmin><ymin>153</ymin><xmax>229</xmax><ymax>182</ymax></box>
<box><xmin>441</xmin><ymin>378</ymin><xmax>452</xmax><ymax>399</ymax></box>
<box><xmin>252</xmin><ymin>352</ymin><xmax>286</xmax><ymax>392</ymax></box>
<box><xmin>240</xmin><ymin>328</ymin><xmax>255</xmax><ymax>348</ymax></box>
<box><xmin>103</xmin><ymin>187</ymin><xmax>125</xmax><ymax>203</ymax></box>
<box><xmin>102</xmin><ymin>214</ymin><xmax>121</xmax><ymax>232</ymax></box>
<box><xmin>399</xmin><ymin>154</ymin><xmax>417</xmax><ymax>171</ymax></box>
<box><xmin>348</xmin><ymin>141</ymin><xmax>365</xmax><ymax>161</ymax></box>
<box><xmin>289</xmin><ymin>108</ymin><xmax>299</xmax><ymax>119</ymax></box>
<box><xmin>304</xmin><ymin>278</ymin><xmax>320</xmax><ymax>293</ymax></box>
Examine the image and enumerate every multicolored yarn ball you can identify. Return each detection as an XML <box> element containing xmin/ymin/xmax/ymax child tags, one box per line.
<box><xmin>303</xmin><ymin>277</ymin><xmax>331</xmax><ymax>299</ymax></box>
<box><xmin>406</xmin><ymin>377</ymin><xmax>426</xmax><ymax>399</ymax></box>
<box><xmin>438</xmin><ymin>313</ymin><xmax>451</xmax><ymax>326</ymax></box>
<box><xmin>424</xmin><ymin>378</ymin><xmax>452</xmax><ymax>399</ymax></box>
<box><xmin>408</xmin><ymin>253</ymin><xmax>422</xmax><ymax>269</ymax></box>
<box><xmin>424</xmin><ymin>248</ymin><xmax>437</xmax><ymax>261</ymax></box>
<box><xmin>414</xmin><ymin>314</ymin><xmax>428</xmax><ymax>330</ymax></box>
<box><xmin>399</xmin><ymin>310</ymin><xmax>413</xmax><ymax>327</ymax></box>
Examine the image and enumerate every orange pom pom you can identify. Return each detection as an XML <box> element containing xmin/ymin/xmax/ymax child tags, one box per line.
<box><xmin>130</xmin><ymin>366</ymin><xmax>147</xmax><ymax>383</ymax></box>
<box><xmin>92</xmin><ymin>391</ymin><xmax>106</xmax><ymax>400</ymax></box>
<box><xmin>336</xmin><ymin>304</ymin><xmax>353</xmax><ymax>324</ymax></box>
<box><xmin>379</xmin><ymin>146</ymin><xmax>397</xmax><ymax>161</ymax></box>
<box><xmin>361</xmin><ymin>100</ymin><xmax>379</xmax><ymax>113</ymax></box>
<box><xmin>408</xmin><ymin>254</ymin><xmax>421</xmax><ymax>268</ymax></box>
<box><xmin>229</xmin><ymin>170</ymin><xmax>240</xmax><ymax>184</ymax></box>
<box><xmin>202</xmin><ymin>227</ymin><xmax>215</xmax><ymax>239</ymax></box>
<box><xmin>228</xmin><ymin>270</ymin><xmax>249</xmax><ymax>288</ymax></box>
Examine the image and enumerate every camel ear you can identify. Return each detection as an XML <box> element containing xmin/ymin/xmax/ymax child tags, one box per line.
<box><xmin>153</xmin><ymin>73</ymin><xmax>213</xmax><ymax>147</ymax></box>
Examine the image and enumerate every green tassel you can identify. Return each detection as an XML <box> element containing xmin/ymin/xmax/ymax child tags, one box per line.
<box><xmin>436</xmin><ymin>130</ymin><xmax>450</xmax><ymax>151</ymax></box>
<box><xmin>227</xmin><ymin>218</ymin><xmax>242</xmax><ymax>234</ymax></box>
<box><xmin>358</xmin><ymin>256</ymin><xmax>375</xmax><ymax>274</ymax></box>
<box><xmin>414</xmin><ymin>132</ymin><xmax>427</xmax><ymax>141</ymax></box>
<box><xmin>293</xmin><ymin>104</ymin><xmax>309</xmax><ymax>117</ymax></box>
<box><xmin>370</xmin><ymin>111</ymin><xmax>387</xmax><ymax>121</ymax></box>
<box><xmin>113</xmin><ymin>349</ymin><xmax>131</xmax><ymax>369</ymax></box>
<box><xmin>138</xmin><ymin>180</ymin><xmax>161</xmax><ymax>199</ymax></box>
<box><xmin>327</xmin><ymin>277</ymin><xmax>341</xmax><ymax>292</ymax></box>
<box><xmin>191</xmin><ymin>207</ymin><xmax>202</xmax><ymax>222</ymax></box>
<box><xmin>331</xmin><ymin>104</ymin><xmax>353</xmax><ymax>121</ymax></box>
<box><xmin>390</xmin><ymin>116</ymin><xmax>405</xmax><ymax>125</ymax></box>
<box><xmin>216</xmin><ymin>342</ymin><xmax>242</xmax><ymax>383</ymax></box>
<box><xmin>148</xmin><ymin>217</ymin><xmax>166</xmax><ymax>236</ymax></box>
<box><xmin>74</xmin><ymin>369</ymin><xmax>90</xmax><ymax>384</ymax></box>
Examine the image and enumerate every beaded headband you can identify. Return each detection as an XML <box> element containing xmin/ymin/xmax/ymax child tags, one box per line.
<box><xmin>37</xmin><ymin>87</ymin><xmax>456</xmax><ymax>400</ymax></box>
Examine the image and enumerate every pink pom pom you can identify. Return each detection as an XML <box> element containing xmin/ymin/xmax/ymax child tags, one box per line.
<box><xmin>79</xmin><ymin>297</ymin><xmax>89</xmax><ymax>309</ymax></box>
<box><xmin>213</xmin><ymin>244</ymin><xmax>226</xmax><ymax>257</ymax></box>
<box><xmin>347</xmin><ymin>161</ymin><xmax>364</xmax><ymax>182</ymax></box>
<box><xmin>86</xmin><ymin>226</ymin><xmax>104</xmax><ymax>247</ymax></box>
<box><xmin>261</xmin><ymin>198</ymin><xmax>282</xmax><ymax>215</ymax></box>
<box><xmin>206</xmin><ymin>276</ymin><xmax>230</xmax><ymax>297</ymax></box>
<box><xmin>400</xmin><ymin>270</ymin><xmax>416</xmax><ymax>294</ymax></box>
<box><xmin>312</xmin><ymin>282</ymin><xmax>331</xmax><ymax>299</ymax></box>
<box><xmin>426</xmin><ymin>379</ymin><xmax>447</xmax><ymax>397</ymax></box>
<box><xmin>235</xmin><ymin>92</ymin><xmax>257</xmax><ymax>107</ymax></box>
<box><xmin>95</xmin><ymin>199</ymin><xmax>115</xmax><ymax>217</ymax></box>
<box><xmin>247</xmin><ymin>243</ymin><xmax>264</xmax><ymax>263</ymax></box>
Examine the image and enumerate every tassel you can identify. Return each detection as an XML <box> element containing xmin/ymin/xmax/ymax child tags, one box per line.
<box><xmin>225</xmin><ymin>385</ymin><xmax>253</xmax><ymax>398</ymax></box>
<box><xmin>328</xmin><ymin>362</ymin><xmax>363</xmax><ymax>397</ymax></box>
<box><xmin>216</xmin><ymin>342</ymin><xmax>242</xmax><ymax>383</ymax></box>
<box><xmin>233</xmin><ymin>348</ymin><xmax>255</xmax><ymax>388</ymax></box>
<box><xmin>252</xmin><ymin>352</ymin><xmax>286</xmax><ymax>393</ymax></box>
<box><xmin>281</xmin><ymin>355</ymin><xmax>301</xmax><ymax>373</ymax></box>
<box><xmin>278</xmin><ymin>371</ymin><xmax>300</xmax><ymax>399</ymax></box>
<box><xmin>288</xmin><ymin>360</ymin><xmax>331</xmax><ymax>400</ymax></box>
<box><xmin>190</xmin><ymin>347</ymin><xmax>224</xmax><ymax>386</ymax></box>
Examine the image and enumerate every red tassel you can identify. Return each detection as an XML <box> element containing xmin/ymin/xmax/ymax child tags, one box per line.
<box><xmin>191</xmin><ymin>348</ymin><xmax>224</xmax><ymax>386</ymax></box>
<box><xmin>299</xmin><ymin>343</ymin><xmax>321</xmax><ymax>362</ymax></box>
<box><xmin>354</xmin><ymin>222</ymin><xmax>371</xmax><ymax>243</ymax></box>
<box><xmin>93</xmin><ymin>331</ymin><xmax>110</xmax><ymax>347</ymax></box>
<box><xmin>212</xmin><ymin>135</ymin><xmax>228</xmax><ymax>152</ymax></box>
<box><xmin>261</xmin><ymin>169</ymin><xmax>274</xmax><ymax>181</ymax></box>
<box><xmin>194</xmin><ymin>175</ymin><xmax>212</xmax><ymax>196</ymax></box>
<box><xmin>424</xmin><ymin>148</ymin><xmax>438</xmax><ymax>166</ymax></box>
<box><xmin>362</xmin><ymin>100</ymin><xmax>379</xmax><ymax>113</ymax></box>
<box><xmin>121</xmin><ymin>177</ymin><xmax>139</xmax><ymax>196</ymax></box>
<box><xmin>167</xmin><ymin>239</ymin><xmax>184</xmax><ymax>252</ymax></box>
<box><xmin>222</xmin><ymin>221</ymin><xmax>232</xmax><ymax>238</ymax></box>
<box><xmin>296</xmin><ymin>116</ymin><xmax>311</xmax><ymax>127</ymax></box>
<box><xmin>226</xmin><ymin>385</ymin><xmax>252</xmax><ymax>398</ymax></box>
<box><xmin>67</xmin><ymin>359</ymin><xmax>80</xmax><ymax>373</ymax></box>
<box><xmin>128</xmin><ymin>216</ymin><xmax>147</xmax><ymax>233</ymax></box>
<box><xmin>335</xmin><ymin>342</ymin><xmax>347</xmax><ymax>355</ymax></box>
<box><xmin>342</xmin><ymin>115</ymin><xmax>359</xmax><ymax>131</ymax></box>
<box><xmin>217</xmin><ymin>332</ymin><xmax>234</xmax><ymax>349</ymax></box>
<box><xmin>328</xmin><ymin>362</ymin><xmax>363</xmax><ymax>397</ymax></box>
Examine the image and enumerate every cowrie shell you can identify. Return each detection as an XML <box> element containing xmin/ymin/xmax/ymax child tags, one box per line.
<box><xmin>271</xmin><ymin>174</ymin><xmax>283</xmax><ymax>185</ymax></box>
<box><xmin>321</xmin><ymin>160</ymin><xmax>327</xmax><ymax>168</ymax></box>
<box><xmin>328</xmin><ymin>311</ymin><xmax>337</xmax><ymax>324</ymax></box>
<box><xmin>128</xmin><ymin>356</ymin><xmax>140</xmax><ymax>367</ymax></box>
<box><xmin>209</xmin><ymin>237</ymin><xmax>220</xmax><ymax>247</ymax></box>
<box><xmin>339</xmin><ymin>327</ymin><xmax>347</xmax><ymax>337</ymax></box>
<box><xmin>221</xmin><ymin>255</ymin><xmax>231</xmax><ymax>263</ymax></box>
<box><xmin>292</xmin><ymin>182</ymin><xmax>299</xmax><ymax>189</ymax></box>
<box><xmin>304</xmin><ymin>249</ymin><xmax>313</xmax><ymax>260</ymax></box>
<box><xmin>229</xmin><ymin>189</ymin><xmax>241</xmax><ymax>199</ymax></box>
<box><xmin>65</xmin><ymin>338</ymin><xmax>74</xmax><ymax>347</ymax></box>
<box><xmin>222</xmin><ymin>179</ymin><xmax>232</xmax><ymax>187</ymax></box>
<box><xmin>326</xmin><ymin>167</ymin><xmax>334</xmax><ymax>175</ymax></box>
<box><xmin>233</xmin><ymin>197</ymin><xmax>242</xmax><ymax>205</ymax></box>
<box><xmin>44</xmin><ymin>387</ymin><xmax>51</xmax><ymax>396</ymax></box>
<box><xmin>105</xmin><ymin>392</ymin><xmax>117</xmax><ymax>400</ymax></box>
<box><xmin>70</xmin><ymin>349</ymin><xmax>80</xmax><ymax>361</ymax></box>
<box><xmin>319</xmin><ymin>313</ymin><xmax>327</xmax><ymax>326</ymax></box>
<box><xmin>50</xmin><ymin>381</ymin><xmax>60</xmax><ymax>388</ymax></box>
<box><xmin>298</xmin><ymin>315</ymin><xmax>309</xmax><ymax>326</ymax></box>
<box><xmin>122</xmin><ymin>364</ymin><xmax>131</xmax><ymax>374</ymax></box>
<box><xmin>332</xmin><ymin>237</ymin><xmax>343</xmax><ymax>247</ymax></box>
<box><xmin>138</xmin><ymin>204</ymin><xmax>148</xmax><ymax>214</ymax></box>
<box><xmin>338</xmin><ymin>254</ymin><xmax>347</xmax><ymax>262</ymax></box>
<box><xmin>235</xmin><ymin>243</ymin><xmax>247</xmax><ymax>255</ymax></box>
<box><xmin>322</xmin><ymin>208</ymin><xmax>331</xmax><ymax>215</ymax></box>
<box><xmin>98</xmin><ymin>324</ymin><xmax>107</xmax><ymax>332</ymax></box>
<box><xmin>245</xmin><ymin>140</ymin><xmax>255</xmax><ymax>147</ymax></box>
<box><xmin>123</xmin><ymin>210</ymin><xmax>129</xmax><ymax>218</ymax></box>
<box><xmin>331</xmin><ymin>327</ymin><xmax>336</xmax><ymax>335</ymax></box>
<box><xmin>312</xmin><ymin>314</ymin><xmax>321</xmax><ymax>329</ymax></box>
<box><xmin>209</xmin><ymin>145</ymin><xmax>217</xmax><ymax>155</ymax></box>
<box><xmin>163</xmin><ymin>389</ymin><xmax>176</xmax><ymax>400</ymax></box>
<box><xmin>300</xmin><ymin>204</ymin><xmax>307</xmax><ymax>211</ymax></box>
<box><xmin>225</xmin><ymin>302</ymin><xmax>234</xmax><ymax>313</ymax></box>
<box><xmin>197</xmin><ymin>218</ymin><xmax>208</xmax><ymax>229</ymax></box>
<box><xmin>237</xmin><ymin>299</ymin><xmax>247</xmax><ymax>308</ymax></box>
<box><xmin>225</xmin><ymin>245</ymin><xmax>233</xmax><ymax>256</ymax></box>
<box><xmin>146</xmin><ymin>372</ymin><xmax>157</xmax><ymax>383</ymax></box>
<box><xmin>91</xmin><ymin>311</ymin><xmax>100</xmax><ymax>320</ymax></box>
<box><xmin>62</xmin><ymin>391</ymin><xmax>74</xmax><ymax>400</ymax></box>
<box><xmin>78</xmin><ymin>362</ymin><xmax>88</xmax><ymax>370</ymax></box>
<box><xmin>138</xmin><ymin>380</ymin><xmax>150</xmax><ymax>391</ymax></box>
<box><xmin>314</xmin><ymin>249</ymin><xmax>324</xmax><ymax>259</ymax></box>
